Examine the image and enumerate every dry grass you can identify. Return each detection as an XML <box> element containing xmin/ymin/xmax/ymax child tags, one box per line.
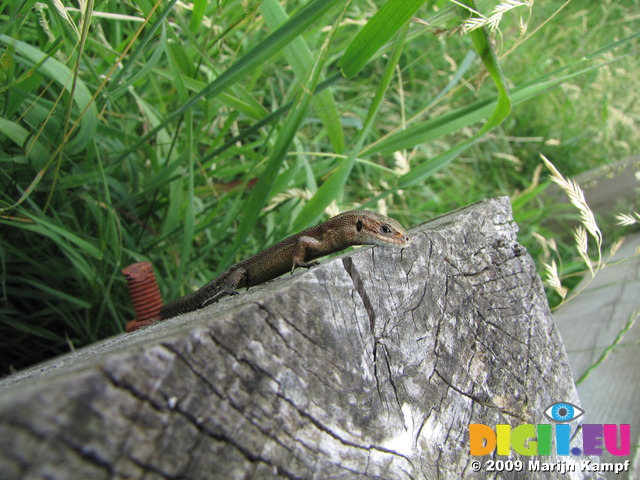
<box><xmin>457</xmin><ymin>0</ymin><xmax>534</xmax><ymax>34</ymax></box>
<box><xmin>616</xmin><ymin>212</ymin><xmax>640</xmax><ymax>227</ymax></box>
<box><xmin>539</xmin><ymin>154</ymin><xmax>603</xmax><ymax>306</ymax></box>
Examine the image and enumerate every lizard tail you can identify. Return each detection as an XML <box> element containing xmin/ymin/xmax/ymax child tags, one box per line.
<box><xmin>160</xmin><ymin>291</ymin><xmax>204</xmax><ymax>319</ymax></box>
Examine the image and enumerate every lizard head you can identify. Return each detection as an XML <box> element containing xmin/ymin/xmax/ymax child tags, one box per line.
<box><xmin>352</xmin><ymin>210</ymin><xmax>410</xmax><ymax>247</ymax></box>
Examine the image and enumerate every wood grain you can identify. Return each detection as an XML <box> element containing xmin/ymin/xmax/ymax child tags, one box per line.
<box><xmin>0</xmin><ymin>197</ymin><xmax>591</xmax><ymax>479</ymax></box>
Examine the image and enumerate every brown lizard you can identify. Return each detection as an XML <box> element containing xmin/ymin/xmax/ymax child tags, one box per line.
<box><xmin>160</xmin><ymin>210</ymin><xmax>410</xmax><ymax>319</ymax></box>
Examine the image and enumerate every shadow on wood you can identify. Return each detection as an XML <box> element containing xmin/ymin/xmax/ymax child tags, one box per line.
<box><xmin>0</xmin><ymin>197</ymin><xmax>590</xmax><ymax>479</ymax></box>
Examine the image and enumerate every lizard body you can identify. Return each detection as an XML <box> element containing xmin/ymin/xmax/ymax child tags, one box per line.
<box><xmin>160</xmin><ymin>210</ymin><xmax>410</xmax><ymax>319</ymax></box>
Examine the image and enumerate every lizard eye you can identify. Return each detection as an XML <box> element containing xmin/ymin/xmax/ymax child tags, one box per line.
<box><xmin>380</xmin><ymin>224</ymin><xmax>392</xmax><ymax>234</ymax></box>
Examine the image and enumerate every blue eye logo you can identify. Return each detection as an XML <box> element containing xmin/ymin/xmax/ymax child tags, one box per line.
<box><xmin>544</xmin><ymin>402</ymin><xmax>584</xmax><ymax>423</ymax></box>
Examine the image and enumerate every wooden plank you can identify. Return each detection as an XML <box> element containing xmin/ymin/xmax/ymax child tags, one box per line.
<box><xmin>554</xmin><ymin>232</ymin><xmax>640</xmax><ymax>479</ymax></box>
<box><xmin>0</xmin><ymin>198</ymin><xmax>591</xmax><ymax>479</ymax></box>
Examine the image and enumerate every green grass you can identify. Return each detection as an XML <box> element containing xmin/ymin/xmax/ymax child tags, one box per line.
<box><xmin>0</xmin><ymin>0</ymin><xmax>638</xmax><ymax>374</ymax></box>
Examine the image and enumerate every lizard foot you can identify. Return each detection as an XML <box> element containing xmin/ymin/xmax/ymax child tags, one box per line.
<box><xmin>200</xmin><ymin>289</ymin><xmax>238</xmax><ymax>308</ymax></box>
<box><xmin>291</xmin><ymin>260</ymin><xmax>319</xmax><ymax>274</ymax></box>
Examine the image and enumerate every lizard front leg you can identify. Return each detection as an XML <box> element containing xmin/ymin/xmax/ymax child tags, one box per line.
<box><xmin>200</xmin><ymin>266</ymin><xmax>247</xmax><ymax>308</ymax></box>
<box><xmin>290</xmin><ymin>235</ymin><xmax>325</xmax><ymax>272</ymax></box>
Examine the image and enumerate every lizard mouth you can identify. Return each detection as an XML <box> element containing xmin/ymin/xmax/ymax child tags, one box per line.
<box><xmin>370</xmin><ymin>234</ymin><xmax>410</xmax><ymax>247</ymax></box>
<box><xmin>391</xmin><ymin>235</ymin><xmax>411</xmax><ymax>247</ymax></box>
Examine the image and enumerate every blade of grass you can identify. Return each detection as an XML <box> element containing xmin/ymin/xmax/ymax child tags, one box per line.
<box><xmin>125</xmin><ymin>0</ymin><xmax>345</xmax><ymax>155</ymax></box>
<box><xmin>398</xmin><ymin>141</ymin><xmax>474</xmax><ymax>189</ymax></box>
<box><xmin>339</xmin><ymin>0</ymin><xmax>426</xmax><ymax>78</ymax></box>
<box><xmin>261</xmin><ymin>0</ymin><xmax>345</xmax><ymax>153</ymax></box>
<box><xmin>201</xmin><ymin>73</ymin><xmax>342</xmax><ymax>165</ymax></box>
<box><xmin>150</xmin><ymin>66</ymin><xmax>269</xmax><ymax>121</ymax></box>
<box><xmin>363</xmin><ymin>0</ymin><xmax>512</xmax><ymax>188</ymax></box>
<box><xmin>372</xmin><ymin>51</ymin><xmax>628</xmax><ymax>159</ymax></box>
<box><xmin>0</xmin><ymin>315</ymin><xmax>66</xmax><ymax>341</ymax></box>
<box><xmin>14</xmin><ymin>213</ymin><xmax>103</xmax><ymax>260</ymax></box>
<box><xmin>108</xmin><ymin>0</ymin><xmax>178</xmax><ymax>93</ymax></box>
<box><xmin>0</xmin><ymin>0</ymin><xmax>39</xmax><ymax>36</ymax></box>
<box><xmin>0</xmin><ymin>118</ymin><xmax>49</xmax><ymax>168</ymax></box>
<box><xmin>359</xmin><ymin>36</ymin><xmax>635</xmax><ymax>202</ymax></box>
<box><xmin>0</xmin><ymin>33</ymin><xmax>99</xmax><ymax>213</ymax></box>
<box><xmin>575</xmin><ymin>310</ymin><xmax>638</xmax><ymax>386</ymax></box>
<box><xmin>222</xmin><ymin>2</ymin><xmax>350</xmax><ymax>267</ymax></box>
<box><xmin>45</xmin><ymin>0</ymin><xmax>95</xmax><ymax>213</ymax></box>
<box><xmin>293</xmin><ymin>22</ymin><xmax>410</xmax><ymax>230</ymax></box>
<box><xmin>23</xmin><ymin>279</ymin><xmax>92</xmax><ymax>309</ymax></box>
<box><xmin>0</xmin><ymin>34</ymin><xmax>98</xmax><ymax>153</ymax></box>
<box><xmin>108</xmin><ymin>22</ymin><xmax>168</xmax><ymax>99</ymax></box>
<box><xmin>462</xmin><ymin>0</ymin><xmax>511</xmax><ymax>137</ymax></box>
<box><xmin>190</xmin><ymin>0</ymin><xmax>207</xmax><ymax>33</ymax></box>
<box><xmin>165</xmin><ymin>41</ymin><xmax>196</xmax><ymax>288</ymax></box>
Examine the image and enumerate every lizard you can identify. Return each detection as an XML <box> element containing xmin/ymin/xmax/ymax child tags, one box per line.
<box><xmin>160</xmin><ymin>210</ymin><xmax>410</xmax><ymax>319</ymax></box>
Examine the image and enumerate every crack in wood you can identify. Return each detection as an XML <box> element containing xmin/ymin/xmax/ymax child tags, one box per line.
<box><xmin>342</xmin><ymin>256</ymin><xmax>377</xmax><ymax>336</ymax></box>
<box><xmin>277</xmin><ymin>389</ymin><xmax>416</xmax><ymax>471</ymax></box>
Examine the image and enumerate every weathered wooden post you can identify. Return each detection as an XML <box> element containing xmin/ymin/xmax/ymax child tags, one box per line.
<box><xmin>0</xmin><ymin>197</ymin><xmax>589</xmax><ymax>479</ymax></box>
